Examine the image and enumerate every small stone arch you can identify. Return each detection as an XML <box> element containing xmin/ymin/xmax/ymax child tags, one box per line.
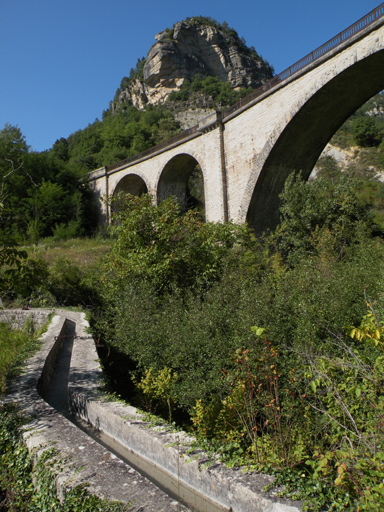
<box><xmin>111</xmin><ymin>173</ymin><xmax>148</xmax><ymax>217</ymax></box>
<box><xmin>113</xmin><ymin>173</ymin><xmax>148</xmax><ymax>198</ymax></box>
<box><xmin>157</xmin><ymin>154</ymin><xmax>205</xmax><ymax>219</ymax></box>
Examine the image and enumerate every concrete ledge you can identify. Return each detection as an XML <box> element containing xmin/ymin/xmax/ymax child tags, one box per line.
<box><xmin>68</xmin><ymin>313</ymin><xmax>303</xmax><ymax>512</ymax></box>
<box><xmin>87</xmin><ymin>166</ymin><xmax>107</xmax><ymax>181</ymax></box>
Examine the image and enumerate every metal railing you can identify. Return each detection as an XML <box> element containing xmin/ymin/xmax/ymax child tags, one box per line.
<box><xmin>223</xmin><ymin>2</ymin><xmax>384</xmax><ymax>118</ymax></box>
<box><xmin>105</xmin><ymin>2</ymin><xmax>384</xmax><ymax>173</ymax></box>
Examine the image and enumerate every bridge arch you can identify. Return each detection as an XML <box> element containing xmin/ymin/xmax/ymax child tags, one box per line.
<box><xmin>109</xmin><ymin>173</ymin><xmax>149</xmax><ymax>217</ymax></box>
<box><xmin>157</xmin><ymin>153</ymin><xmax>205</xmax><ymax>217</ymax></box>
<box><xmin>112</xmin><ymin>173</ymin><xmax>148</xmax><ymax>198</ymax></box>
<box><xmin>245</xmin><ymin>48</ymin><xmax>384</xmax><ymax>235</ymax></box>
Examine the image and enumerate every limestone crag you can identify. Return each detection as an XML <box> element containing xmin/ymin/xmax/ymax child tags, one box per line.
<box><xmin>117</xmin><ymin>20</ymin><xmax>273</xmax><ymax>110</ymax></box>
<box><xmin>117</xmin><ymin>81</ymin><xmax>148</xmax><ymax>110</ymax></box>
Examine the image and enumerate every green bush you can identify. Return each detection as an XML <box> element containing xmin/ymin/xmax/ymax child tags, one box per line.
<box><xmin>0</xmin><ymin>324</ymin><xmax>30</xmax><ymax>395</ymax></box>
<box><xmin>274</xmin><ymin>172</ymin><xmax>375</xmax><ymax>265</ymax></box>
<box><xmin>53</xmin><ymin>219</ymin><xmax>83</xmax><ymax>240</ymax></box>
<box><xmin>350</xmin><ymin>116</ymin><xmax>383</xmax><ymax>147</ymax></box>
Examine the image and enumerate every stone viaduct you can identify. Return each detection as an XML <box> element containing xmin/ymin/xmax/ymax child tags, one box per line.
<box><xmin>88</xmin><ymin>3</ymin><xmax>384</xmax><ymax>234</ymax></box>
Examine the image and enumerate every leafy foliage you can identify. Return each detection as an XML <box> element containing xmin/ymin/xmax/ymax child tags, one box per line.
<box><xmin>0</xmin><ymin>124</ymin><xmax>98</xmax><ymax>244</ymax></box>
<box><xmin>0</xmin><ymin>324</ymin><xmax>30</xmax><ymax>395</ymax></box>
<box><xmin>88</xmin><ymin>151</ymin><xmax>384</xmax><ymax>511</ymax></box>
<box><xmin>331</xmin><ymin>91</ymin><xmax>384</xmax><ymax>149</ymax></box>
<box><xmin>274</xmin><ymin>172</ymin><xmax>373</xmax><ymax>265</ymax></box>
<box><xmin>350</xmin><ymin>116</ymin><xmax>383</xmax><ymax>147</ymax></box>
<box><xmin>168</xmin><ymin>73</ymin><xmax>253</xmax><ymax>107</ymax></box>
<box><xmin>69</xmin><ymin>106</ymin><xmax>181</xmax><ymax>169</ymax></box>
<box><xmin>105</xmin><ymin>193</ymin><xmax>242</xmax><ymax>292</ymax></box>
<box><xmin>135</xmin><ymin>367</ymin><xmax>178</xmax><ymax>423</ymax></box>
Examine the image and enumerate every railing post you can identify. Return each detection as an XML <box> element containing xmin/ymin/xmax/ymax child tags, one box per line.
<box><xmin>105</xmin><ymin>167</ymin><xmax>110</xmax><ymax>224</ymax></box>
<box><xmin>217</xmin><ymin>112</ymin><xmax>229</xmax><ymax>223</ymax></box>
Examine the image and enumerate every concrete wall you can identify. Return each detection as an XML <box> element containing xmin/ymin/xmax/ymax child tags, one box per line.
<box><xmin>2</xmin><ymin>310</ymin><xmax>186</xmax><ymax>511</ymax></box>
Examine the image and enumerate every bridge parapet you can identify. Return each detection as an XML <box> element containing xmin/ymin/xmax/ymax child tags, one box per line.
<box><xmin>87</xmin><ymin>166</ymin><xmax>106</xmax><ymax>182</ymax></box>
<box><xmin>197</xmin><ymin>111</ymin><xmax>223</xmax><ymax>133</ymax></box>
<box><xmin>88</xmin><ymin>2</ymin><xmax>384</xmax><ymax>182</ymax></box>
<box><xmin>87</xmin><ymin>3</ymin><xmax>384</xmax><ymax>232</ymax></box>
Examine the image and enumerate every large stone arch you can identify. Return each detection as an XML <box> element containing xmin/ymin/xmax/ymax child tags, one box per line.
<box><xmin>245</xmin><ymin>49</ymin><xmax>384</xmax><ymax>235</ymax></box>
<box><xmin>157</xmin><ymin>153</ymin><xmax>205</xmax><ymax>217</ymax></box>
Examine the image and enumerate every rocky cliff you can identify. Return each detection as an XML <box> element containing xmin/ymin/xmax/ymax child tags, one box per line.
<box><xmin>115</xmin><ymin>19</ymin><xmax>274</xmax><ymax>110</ymax></box>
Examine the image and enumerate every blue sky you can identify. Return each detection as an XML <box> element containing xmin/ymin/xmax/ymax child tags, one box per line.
<box><xmin>0</xmin><ymin>0</ymin><xmax>381</xmax><ymax>152</ymax></box>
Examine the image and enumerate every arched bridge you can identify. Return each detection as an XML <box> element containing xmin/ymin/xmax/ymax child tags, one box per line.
<box><xmin>88</xmin><ymin>3</ymin><xmax>384</xmax><ymax>234</ymax></box>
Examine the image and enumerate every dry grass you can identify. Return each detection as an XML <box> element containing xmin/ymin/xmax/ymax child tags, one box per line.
<box><xmin>25</xmin><ymin>237</ymin><xmax>111</xmax><ymax>269</ymax></box>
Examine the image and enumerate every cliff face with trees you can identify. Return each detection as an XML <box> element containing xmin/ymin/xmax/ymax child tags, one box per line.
<box><xmin>113</xmin><ymin>16</ymin><xmax>274</xmax><ymax>111</ymax></box>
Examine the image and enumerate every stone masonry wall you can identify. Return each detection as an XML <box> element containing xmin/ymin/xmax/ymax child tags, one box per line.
<box><xmin>0</xmin><ymin>309</ymin><xmax>50</xmax><ymax>331</ymax></box>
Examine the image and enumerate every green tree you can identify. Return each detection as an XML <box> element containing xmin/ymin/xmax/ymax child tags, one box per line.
<box><xmin>106</xmin><ymin>193</ymin><xmax>241</xmax><ymax>292</ymax></box>
<box><xmin>350</xmin><ymin>116</ymin><xmax>382</xmax><ymax>147</ymax></box>
<box><xmin>27</xmin><ymin>181</ymin><xmax>67</xmax><ymax>240</ymax></box>
<box><xmin>0</xmin><ymin>124</ymin><xmax>28</xmax><ymax>169</ymax></box>
<box><xmin>275</xmin><ymin>173</ymin><xmax>370</xmax><ymax>265</ymax></box>
<box><xmin>51</xmin><ymin>137</ymin><xmax>69</xmax><ymax>162</ymax></box>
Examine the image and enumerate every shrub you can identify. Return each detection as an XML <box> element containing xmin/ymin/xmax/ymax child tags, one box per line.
<box><xmin>350</xmin><ymin>116</ymin><xmax>382</xmax><ymax>147</ymax></box>
<box><xmin>53</xmin><ymin>220</ymin><xmax>83</xmax><ymax>240</ymax></box>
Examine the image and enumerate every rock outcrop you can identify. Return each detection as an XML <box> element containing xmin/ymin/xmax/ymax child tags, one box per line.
<box><xmin>116</xmin><ymin>20</ymin><xmax>274</xmax><ymax>110</ymax></box>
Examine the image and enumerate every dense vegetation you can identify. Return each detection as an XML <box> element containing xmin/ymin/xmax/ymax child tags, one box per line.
<box><xmin>93</xmin><ymin>172</ymin><xmax>384</xmax><ymax>511</ymax></box>
<box><xmin>331</xmin><ymin>92</ymin><xmax>384</xmax><ymax>152</ymax></box>
<box><xmin>167</xmin><ymin>73</ymin><xmax>255</xmax><ymax>107</ymax></box>
<box><xmin>0</xmin><ymin>319</ymin><xmax>39</xmax><ymax>396</ymax></box>
<box><xmin>86</xmin><ymin>92</ymin><xmax>384</xmax><ymax>511</ymax></box>
<box><xmin>0</xmin><ymin>124</ymin><xmax>97</xmax><ymax>244</ymax></box>
<box><xmin>0</xmin><ymin>108</ymin><xmax>182</xmax><ymax>246</ymax></box>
